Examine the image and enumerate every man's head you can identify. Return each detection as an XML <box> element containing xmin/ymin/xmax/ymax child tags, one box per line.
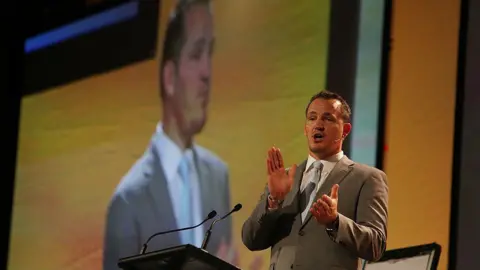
<box><xmin>160</xmin><ymin>0</ymin><xmax>214</xmax><ymax>137</ymax></box>
<box><xmin>304</xmin><ymin>90</ymin><xmax>352</xmax><ymax>159</ymax></box>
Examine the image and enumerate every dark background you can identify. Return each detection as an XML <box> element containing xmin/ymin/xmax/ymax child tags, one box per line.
<box><xmin>450</xmin><ymin>0</ymin><xmax>480</xmax><ymax>269</ymax></box>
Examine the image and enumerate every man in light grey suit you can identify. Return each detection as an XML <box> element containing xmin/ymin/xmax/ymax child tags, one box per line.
<box><xmin>242</xmin><ymin>91</ymin><xmax>389</xmax><ymax>270</ymax></box>
<box><xmin>103</xmin><ymin>1</ymin><xmax>235</xmax><ymax>269</ymax></box>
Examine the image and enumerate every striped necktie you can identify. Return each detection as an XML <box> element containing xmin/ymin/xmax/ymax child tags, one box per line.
<box><xmin>300</xmin><ymin>160</ymin><xmax>323</xmax><ymax>223</ymax></box>
<box><xmin>178</xmin><ymin>155</ymin><xmax>195</xmax><ymax>245</ymax></box>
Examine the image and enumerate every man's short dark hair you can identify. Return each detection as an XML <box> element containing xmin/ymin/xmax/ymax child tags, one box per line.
<box><xmin>305</xmin><ymin>90</ymin><xmax>352</xmax><ymax>122</ymax></box>
<box><xmin>159</xmin><ymin>0</ymin><xmax>211</xmax><ymax>98</ymax></box>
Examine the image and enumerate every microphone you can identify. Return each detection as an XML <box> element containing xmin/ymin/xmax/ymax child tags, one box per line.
<box><xmin>140</xmin><ymin>210</ymin><xmax>217</xmax><ymax>254</ymax></box>
<box><xmin>201</xmin><ymin>204</ymin><xmax>242</xmax><ymax>250</ymax></box>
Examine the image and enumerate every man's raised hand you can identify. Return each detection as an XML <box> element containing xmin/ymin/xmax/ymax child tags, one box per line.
<box><xmin>266</xmin><ymin>147</ymin><xmax>297</xmax><ymax>200</ymax></box>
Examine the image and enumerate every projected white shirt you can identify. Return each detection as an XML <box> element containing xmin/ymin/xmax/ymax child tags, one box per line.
<box><xmin>153</xmin><ymin>123</ymin><xmax>203</xmax><ymax>247</ymax></box>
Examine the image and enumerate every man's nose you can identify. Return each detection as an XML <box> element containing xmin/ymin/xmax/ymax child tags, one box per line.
<box><xmin>200</xmin><ymin>75</ymin><xmax>210</xmax><ymax>86</ymax></box>
<box><xmin>313</xmin><ymin>125</ymin><xmax>325</xmax><ymax>131</ymax></box>
<box><xmin>314</xmin><ymin>118</ymin><xmax>326</xmax><ymax>128</ymax></box>
<box><xmin>200</xmin><ymin>57</ymin><xmax>211</xmax><ymax>84</ymax></box>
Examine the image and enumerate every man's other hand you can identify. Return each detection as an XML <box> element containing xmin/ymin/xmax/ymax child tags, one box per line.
<box><xmin>310</xmin><ymin>184</ymin><xmax>339</xmax><ymax>225</ymax></box>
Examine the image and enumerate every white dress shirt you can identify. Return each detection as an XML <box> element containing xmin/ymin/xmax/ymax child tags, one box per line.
<box><xmin>300</xmin><ymin>151</ymin><xmax>344</xmax><ymax>193</ymax></box>
<box><xmin>153</xmin><ymin>123</ymin><xmax>203</xmax><ymax>247</ymax></box>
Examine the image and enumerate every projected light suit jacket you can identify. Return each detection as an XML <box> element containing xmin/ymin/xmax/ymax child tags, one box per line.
<box><xmin>102</xmin><ymin>134</ymin><xmax>233</xmax><ymax>270</ymax></box>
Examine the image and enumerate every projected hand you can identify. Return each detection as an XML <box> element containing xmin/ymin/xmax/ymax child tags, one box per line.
<box><xmin>266</xmin><ymin>147</ymin><xmax>297</xmax><ymax>201</ymax></box>
<box><xmin>310</xmin><ymin>184</ymin><xmax>339</xmax><ymax>225</ymax></box>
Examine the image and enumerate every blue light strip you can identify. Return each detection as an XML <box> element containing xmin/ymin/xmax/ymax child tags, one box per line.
<box><xmin>24</xmin><ymin>1</ymin><xmax>139</xmax><ymax>53</ymax></box>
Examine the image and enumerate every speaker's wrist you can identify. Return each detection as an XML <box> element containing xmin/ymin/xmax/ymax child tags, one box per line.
<box><xmin>267</xmin><ymin>194</ymin><xmax>284</xmax><ymax>209</ymax></box>
<box><xmin>326</xmin><ymin>214</ymin><xmax>340</xmax><ymax>231</ymax></box>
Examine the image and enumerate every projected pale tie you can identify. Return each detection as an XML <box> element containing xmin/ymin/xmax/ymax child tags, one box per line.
<box><xmin>300</xmin><ymin>161</ymin><xmax>323</xmax><ymax>223</ymax></box>
<box><xmin>178</xmin><ymin>156</ymin><xmax>195</xmax><ymax>245</ymax></box>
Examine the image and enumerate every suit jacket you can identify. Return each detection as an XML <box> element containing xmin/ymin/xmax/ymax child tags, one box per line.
<box><xmin>102</xmin><ymin>141</ymin><xmax>232</xmax><ymax>270</ymax></box>
<box><xmin>241</xmin><ymin>156</ymin><xmax>388</xmax><ymax>270</ymax></box>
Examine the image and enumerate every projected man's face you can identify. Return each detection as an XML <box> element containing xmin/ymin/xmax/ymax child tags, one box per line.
<box><xmin>173</xmin><ymin>4</ymin><xmax>214</xmax><ymax>136</ymax></box>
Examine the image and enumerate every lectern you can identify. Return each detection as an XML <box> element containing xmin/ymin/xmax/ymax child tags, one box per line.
<box><xmin>118</xmin><ymin>244</ymin><xmax>241</xmax><ymax>270</ymax></box>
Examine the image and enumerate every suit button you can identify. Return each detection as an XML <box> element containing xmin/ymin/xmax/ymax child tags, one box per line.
<box><xmin>290</xmin><ymin>264</ymin><xmax>293</xmax><ymax>269</ymax></box>
<box><xmin>299</xmin><ymin>231</ymin><xmax>305</xmax><ymax>236</ymax></box>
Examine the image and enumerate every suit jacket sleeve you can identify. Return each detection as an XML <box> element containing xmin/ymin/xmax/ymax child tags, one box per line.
<box><xmin>223</xmin><ymin>168</ymin><xmax>233</xmax><ymax>244</ymax></box>
<box><xmin>217</xmin><ymin>167</ymin><xmax>238</xmax><ymax>264</ymax></box>
<box><xmin>241</xmin><ymin>184</ymin><xmax>282</xmax><ymax>251</ymax></box>
<box><xmin>330</xmin><ymin>169</ymin><xmax>389</xmax><ymax>262</ymax></box>
<box><xmin>103</xmin><ymin>193</ymin><xmax>140</xmax><ymax>270</ymax></box>
<box><xmin>216</xmin><ymin>166</ymin><xmax>233</xmax><ymax>248</ymax></box>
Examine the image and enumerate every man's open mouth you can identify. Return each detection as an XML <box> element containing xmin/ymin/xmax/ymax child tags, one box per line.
<box><xmin>313</xmin><ymin>133</ymin><xmax>324</xmax><ymax>141</ymax></box>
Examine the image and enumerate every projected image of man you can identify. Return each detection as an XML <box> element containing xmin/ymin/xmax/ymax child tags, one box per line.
<box><xmin>103</xmin><ymin>1</ymin><xmax>234</xmax><ymax>269</ymax></box>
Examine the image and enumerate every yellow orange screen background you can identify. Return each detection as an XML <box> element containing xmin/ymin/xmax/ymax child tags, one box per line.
<box><xmin>9</xmin><ymin>1</ymin><xmax>331</xmax><ymax>269</ymax></box>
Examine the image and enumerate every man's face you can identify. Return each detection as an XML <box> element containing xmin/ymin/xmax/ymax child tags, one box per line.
<box><xmin>304</xmin><ymin>98</ymin><xmax>351</xmax><ymax>158</ymax></box>
<box><xmin>168</xmin><ymin>4</ymin><xmax>214</xmax><ymax>136</ymax></box>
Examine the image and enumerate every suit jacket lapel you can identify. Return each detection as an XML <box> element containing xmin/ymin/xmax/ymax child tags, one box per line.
<box><xmin>283</xmin><ymin>161</ymin><xmax>307</xmax><ymax>207</ymax></box>
<box><xmin>193</xmin><ymin>148</ymin><xmax>212</xmax><ymax>224</ymax></box>
<box><xmin>146</xmin><ymin>143</ymin><xmax>179</xmax><ymax>234</ymax></box>
<box><xmin>300</xmin><ymin>156</ymin><xmax>354</xmax><ymax>228</ymax></box>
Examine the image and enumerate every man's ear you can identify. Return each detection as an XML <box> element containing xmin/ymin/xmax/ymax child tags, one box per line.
<box><xmin>162</xmin><ymin>60</ymin><xmax>176</xmax><ymax>97</ymax></box>
<box><xmin>343</xmin><ymin>122</ymin><xmax>352</xmax><ymax>138</ymax></box>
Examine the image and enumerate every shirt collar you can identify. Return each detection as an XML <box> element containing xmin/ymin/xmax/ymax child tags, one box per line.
<box><xmin>153</xmin><ymin>123</ymin><xmax>195</xmax><ymax>184</ymax></box>
<box><xmin>305</xmin><ymin>151</ymin><xmax>344</xmax><ymax>174</ymax></box>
